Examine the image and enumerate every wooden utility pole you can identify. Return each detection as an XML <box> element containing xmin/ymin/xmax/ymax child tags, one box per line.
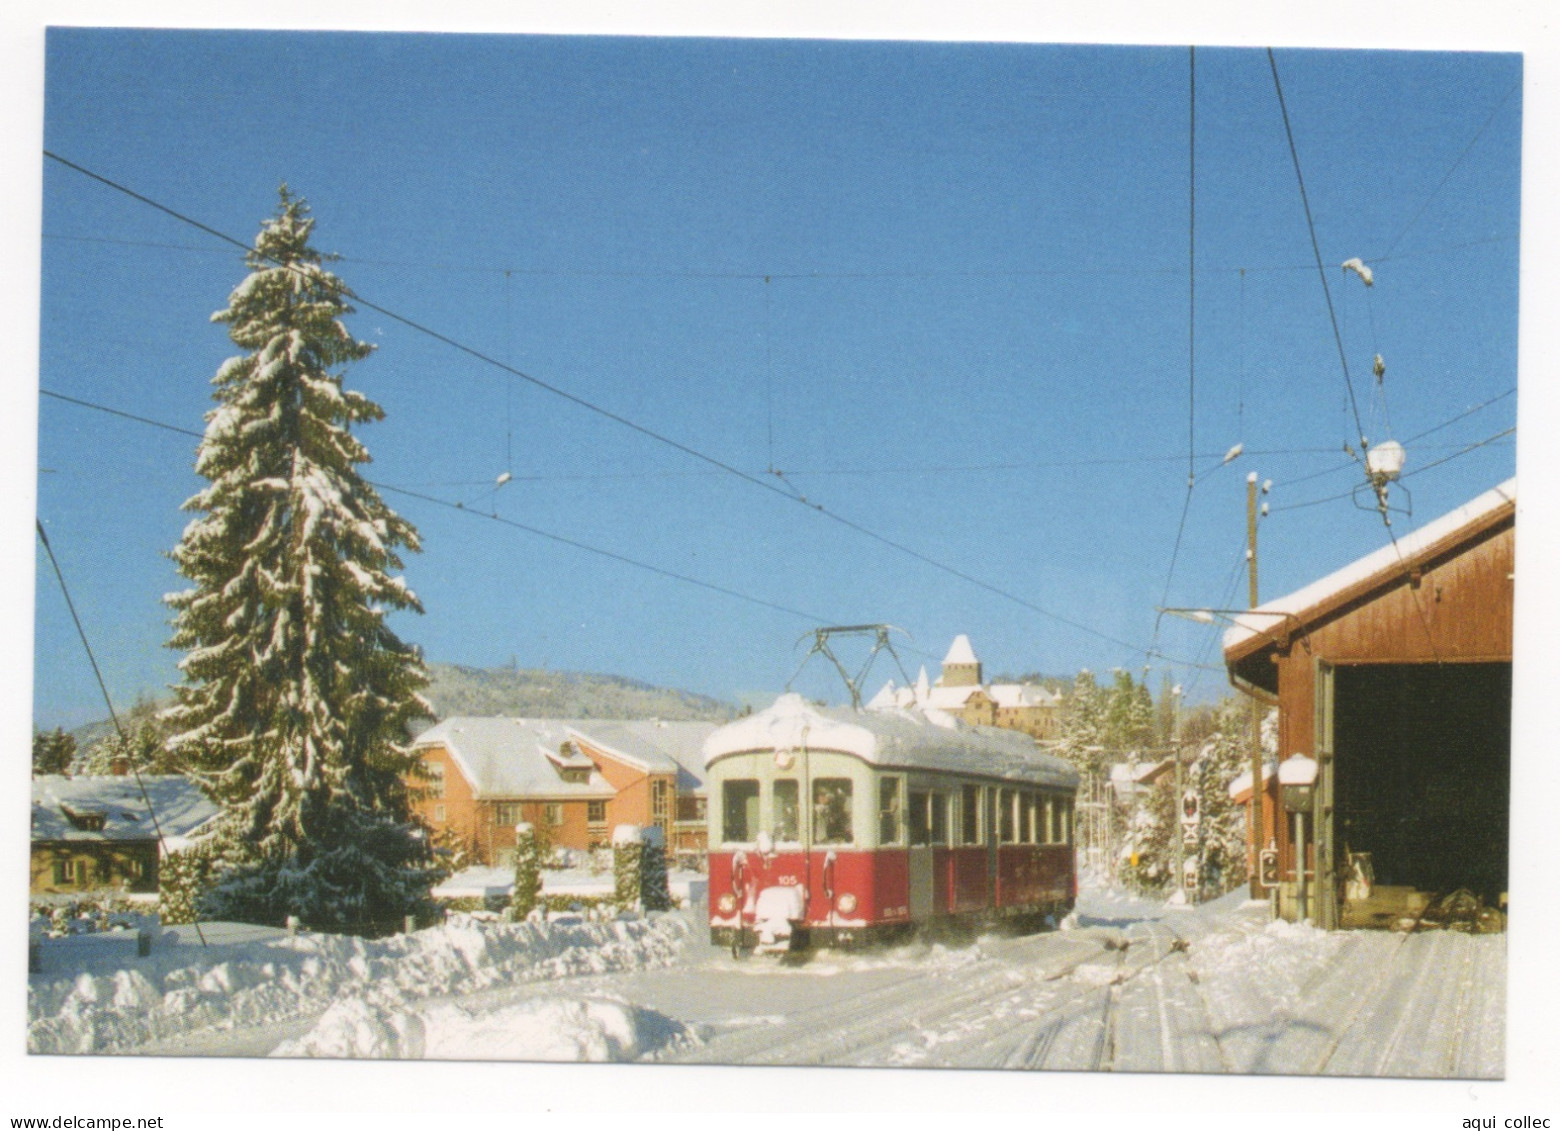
<box><xmin>1247</xmin><ymin>472</ymin><xmax>1266</xmax><ymax>898</ymax></box>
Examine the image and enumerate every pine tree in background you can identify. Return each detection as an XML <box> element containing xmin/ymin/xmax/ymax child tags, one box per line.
<box><xmin>164</xmin><ymin>188</ymin><xmax>439</xmax><ymax>935</ymax></box>
<box><xmin>31</xmin><ymin>728</ymin><xmax>76</xmax><ymax>775</ymax></box>
<box><xmin>77</xmin><ymin>698</ymin><xmax>177</xmax><ymax>776</ymax></box>
<box><xmin>1056</xmin><ymin>669</ymin><xmax>1107</xmax><ymax>776</ymax></box>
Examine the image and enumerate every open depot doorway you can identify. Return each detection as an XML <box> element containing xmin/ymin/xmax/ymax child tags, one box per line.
<box><xmin>1331</xmin><ymin>662</ymin><xmax>1511</xmax><ymax>910</ymax></box>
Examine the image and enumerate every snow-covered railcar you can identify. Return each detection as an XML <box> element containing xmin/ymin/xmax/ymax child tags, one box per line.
<box><xmin>704</xmin><ymin>694</ymin><xmax>1080</xmax><ymax>954</ymax></box>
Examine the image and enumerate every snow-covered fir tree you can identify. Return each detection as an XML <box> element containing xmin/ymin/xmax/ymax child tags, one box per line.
<box><xmin>164</xmin><ymin>188</ymin><xmax>439</xmax><ymax>935</ymax></box>
<box><xmin>1056</xmin><ymin>669</ymin><xmax>1108</xmax><ymax>775</ymax></box>
<box><xmin>508</xmin><ymin>823</ymin><xmax>543</xmax><ymax>921</ymax></box>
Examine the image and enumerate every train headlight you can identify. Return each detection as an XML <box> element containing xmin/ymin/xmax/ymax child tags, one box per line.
<box><xmin>836</xmin><ymin>892</ymin><xmax>858</xmax><ymax>915</ymax></box>
<box><xmin>717</xmin><ymin>893</ymin><xmax>737</xmax><ymax>914</ymax></box>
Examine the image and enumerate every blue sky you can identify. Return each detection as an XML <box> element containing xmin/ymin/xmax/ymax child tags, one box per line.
<box><xmin>32</xmin><ymin>32</ymin><xmax>1522</xmax><ymax>727</ymax></box>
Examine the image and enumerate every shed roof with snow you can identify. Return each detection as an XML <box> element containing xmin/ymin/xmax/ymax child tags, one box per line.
<box><xmin>1223</xmin><ymin>478</ymin><xmax>1515</xmax><ymax>696</ymax></box>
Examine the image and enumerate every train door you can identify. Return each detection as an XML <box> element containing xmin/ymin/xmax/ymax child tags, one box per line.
<box><xmin>907</xmin><ymin>789</ymin><xmax>935</xmax><ymax>921</ymax></box>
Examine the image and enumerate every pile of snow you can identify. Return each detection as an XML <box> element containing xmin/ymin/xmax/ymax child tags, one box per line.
<box><xmin>274</xmin><ymin>995</ymin><xmax>695</xmax><ymax>1061</ymax></box>
<box><xmin>29</xmin><ymin>911</ymin><xmax>694</xmax><ymax>1055</ymax></box>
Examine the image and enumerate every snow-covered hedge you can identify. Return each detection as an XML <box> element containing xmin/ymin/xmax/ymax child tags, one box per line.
<box><xmin>29</xmin><ymin>911</ymin><xmax>693</xmax><ymax>1055</ymax></box>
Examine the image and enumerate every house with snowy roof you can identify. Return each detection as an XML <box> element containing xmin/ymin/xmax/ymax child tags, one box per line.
<box><xmin>869</xmin><ymin>635</ymin><xmax>1062</xmax><ymax>740</ymax></box>
<box><xmin>410</xmin><ymin>717</ymin><xmax>718</xmax><ymax>866</ymax></box>
<box><xmin>30</xmin><ymin>775</ymin><xmax>219</xmax><ymax>897</ymax></box>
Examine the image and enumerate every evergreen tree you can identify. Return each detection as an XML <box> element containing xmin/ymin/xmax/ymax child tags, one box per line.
<box><xmin>508</xmin><ymin>823</ymin><xmax>543</xmax><ymax>921</ymax></box>
<box><xmin>32</xmin><ymin>728</ymin><xmax>76</xmax><ymax>775</ymax></box>
<box><xmin>78</xmin><ymin>698</ymin><xmax>177</xmax><ymax>776</ymax></box>
<box><xmin>1104</xmin><ymin>670</ymin><xmax>1155</xmax><ymax>756</ymax></box>
<box><xmin>164</xmin><ymin>188</ymin><xmax>438</xmax><ymax>935</ymax></box>
<box><xmin>1056</xmin><ymin>669</ymin><xmax>1108</xmax><ymax>775</ymax></box>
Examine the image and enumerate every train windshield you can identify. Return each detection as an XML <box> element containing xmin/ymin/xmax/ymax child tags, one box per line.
<box><xmin>773</xmin><ymin>779</ymin><xmax>800</xmax><ymax>842</ymax></box>
<box><xmin>813</xmin><ymin>778</ymin><xmax>854</xmax><ymax>845</ymax></box>
<box><xmin>722</xmin><ymin>779</ymin><xmax>760</xmax><ymax>843</ymax></box>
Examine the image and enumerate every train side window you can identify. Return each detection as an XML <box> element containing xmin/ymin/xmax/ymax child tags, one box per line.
<box><xmin>1062</xmin><ymin>797</ymin><xmax>1074</xmax><ymax>843</ymax></box>
<box><xmin>999</xmin><ymin>788</ymin><xmax>1016</xmax><ymax>844</ymax></box>
<box><xmin>930</xmin><ymin>792</ymin><xmax>950</xmax><ymax>845</ymax></box>
<box><xmin>879</xmin><ymin>777</ymin><xmax>904</xmax><ymax>845</ymax></box>
<box><xmin>1051</xmin><ymin>794</ymin><xmax>1064</xmax><ymax>844</ymax></box>
<box><xmin>1022</xmin><ymin>793</ymin><xmax>1037</xmax><ymax>844</ymax></box>
<box><xmin>908</xmin><ymin>790</ymin><xmax>930</xmax><ymax>846</ymax></box>
<box><xmin>722</xmin><ymin>780</ymin><xmax>760</xmax><ymax>843</ymax></box>
<box><xmin>773</xmin><ymin>778</ymin><xmax>800</xmax><ymax>843</ymax></box>
<box><xmin>960</xmin><ymin>784</ymin><xmax>982</xmax><ymax>845</ymax></box>
<box><xmin>813</xmin><ymin>778</ymin><xmax>855</xmax><ymax>845</ymax></box>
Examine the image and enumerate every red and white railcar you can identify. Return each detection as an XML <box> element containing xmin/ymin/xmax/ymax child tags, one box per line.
<box><xmin>705</xmin><ymin>693</ymin><xmax>1079</xmax><ymax>954</ymax></box>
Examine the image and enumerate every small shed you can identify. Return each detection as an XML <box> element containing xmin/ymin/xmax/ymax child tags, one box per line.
<box><xmin>1222</xmin><ymin>480</ymin><xmax>1513</xmax><ymax>928</ymax></box>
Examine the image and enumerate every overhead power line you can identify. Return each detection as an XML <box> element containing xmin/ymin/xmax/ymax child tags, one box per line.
<box><xmin>44</xmin><ymin>149</ymin><xmax>1167</xmax><ymax>660</ymax></box>
<box><xmin>38</xmin><ymin>387</ymin><xmax>834</xmax><ymax>628</ymax></box>
<box><xmin>1267</xmin><ymin>49</ymin><xmax>1368</xmax><ymax>459</ymax></box>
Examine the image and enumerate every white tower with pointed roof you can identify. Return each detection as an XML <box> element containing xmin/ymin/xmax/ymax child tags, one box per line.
<box><xmin>940</xmin><ymin>634</ymin><xmax>982</xmax><ymax>688</ymax></box>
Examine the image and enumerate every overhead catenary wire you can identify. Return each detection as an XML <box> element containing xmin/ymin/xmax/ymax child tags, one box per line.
<box><xmin>1267</xmin><ymin>426</ymin><xmax>1515</xmax><ymax>513</ymax></box>
<box><xmin>43</xmin><ymin>149</ymin><xmax>1170</xmax><ymax>660</ymax></box>
<box><xmin>38</xmin><ymin>388</ymin><xmax>828</xmax><ymax>626</ymax></box>
<box><xmin>43</xmin><ymin>229</ymin><xmax>1517</xmax><ymax>281</ymax></box>
<box><xmin>1267</xmin><ymin>49</ymin><xmax>1369</xmax><ymax>460</ymax></box>
<box><xmin>1150</xmin><ymin>45</ymin><xmax>1201</xmax><ymax>671</ymax></box>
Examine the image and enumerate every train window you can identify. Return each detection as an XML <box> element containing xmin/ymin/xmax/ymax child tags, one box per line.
<box><xmin>930</xmin><ymin>793</ymin><xmax>950</xmax><ymax>845</ymax></box>
<box><xmin>722</xmin><ymin>780</ymin><xmax>760</xmax><ymax>843</ymax></box>
<box><xmin>1021</xmin><ymin>793</ymin><xmax>1036</xmax><ymax>844</ymax></box>
<box><xmin>999</xmin><ymin>788</ymin><xmax>1016</xmax><ymax>844</ymax></box>
<box><xmin>908</xmin><ymin>791</ymin><xmax>930</xmax><ymax>846</ymax></box>
<box><xmin>879</xmin><ymin>777</ymin><xmax>903</xmax><ymax>845</ymax></box>
<box><xmin>1050</xmin><ymin>795</ymin><xmax>1064</xmax><ymax>844</ymax></box>
<box><xmin>1062</xmin><ymin>797</ymin><xmax>1073</xmax><ymax>843</ymax></box>
<box><xmin>961</xmin><ymin>784</ymin><xmax>982</xmax><ymax>845</ymax></box>
<box><xmin>813</xmin><ymin>779</ymin><xmax>855</xmax><ymax>845</ymax></box>
<box><xmin>773</xmin><ymin>779</ymin><xmax>800</xmax><ymax>842</ymax></box>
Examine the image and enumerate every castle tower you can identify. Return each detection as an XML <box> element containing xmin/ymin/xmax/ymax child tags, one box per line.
<box><xmin>940</xmin><ymin>634</ymin><xmax>982</xmax><ymax>688</ymax></box>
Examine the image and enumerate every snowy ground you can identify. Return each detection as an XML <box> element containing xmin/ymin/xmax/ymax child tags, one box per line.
<box><xmin>27</xmin><ymin>886</ymin><xmax>1504</xmax><ymax>1076</ymax></box>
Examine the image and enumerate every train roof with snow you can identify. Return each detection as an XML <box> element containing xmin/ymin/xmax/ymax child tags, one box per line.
<box><xmin>703</xmin><ymin>693</ymin><xmax>1078</xmax><ymax>790</ymax></box>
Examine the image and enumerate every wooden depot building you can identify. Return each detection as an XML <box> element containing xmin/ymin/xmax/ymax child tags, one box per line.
<box><xmin>1222</xmin><ymin>479</ymin><xmax>1513</xmax><ymax>929</ymax></box>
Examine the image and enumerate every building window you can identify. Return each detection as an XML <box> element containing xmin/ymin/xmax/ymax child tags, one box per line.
<box><xmin>545</xmin><ymin>802</ymin><xmax>564</xmax><ymax>827</ymax></box>
<box><xmin>433</xmin><ymin>804</ymin><xmax>446</xmax><ymax>823</ymax></box>
<box><xmin>425</xmin><ymin>759</ymin><xmax>446</xmax><ymax>799</ymax></box>
<box><xmin>52</xmin><ymin>858</ymin><xmax>71</xmax><ymax>885</ymax></box>
<box><xmin>493</xmin><ymin>802</ymin><xmax>523</xmax><ymax>826</ymax></box>
<box><xmin>676</xmin><ymin>795</ymin><xmax>706</xmax><ymax>823</ymax></box>
<box><xmin>587</xmin><ymin>800</ymin><xmax>607</xmax><ymax>824</ymax></box>
<box><xmin>651</xmin><ymin>778</ymin><xmax>671</xmax><ymax>825</ymax></box>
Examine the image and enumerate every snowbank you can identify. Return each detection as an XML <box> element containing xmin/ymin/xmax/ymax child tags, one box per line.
<box><xmin>273</xmin><ymin>994</ymin><xmax>696</xmax><ymax>1061</ymax></box>
<box><xmin>28</xmin><ymin>911</ymin><xmax>694</xmax><ymax>1055</ymax></box>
